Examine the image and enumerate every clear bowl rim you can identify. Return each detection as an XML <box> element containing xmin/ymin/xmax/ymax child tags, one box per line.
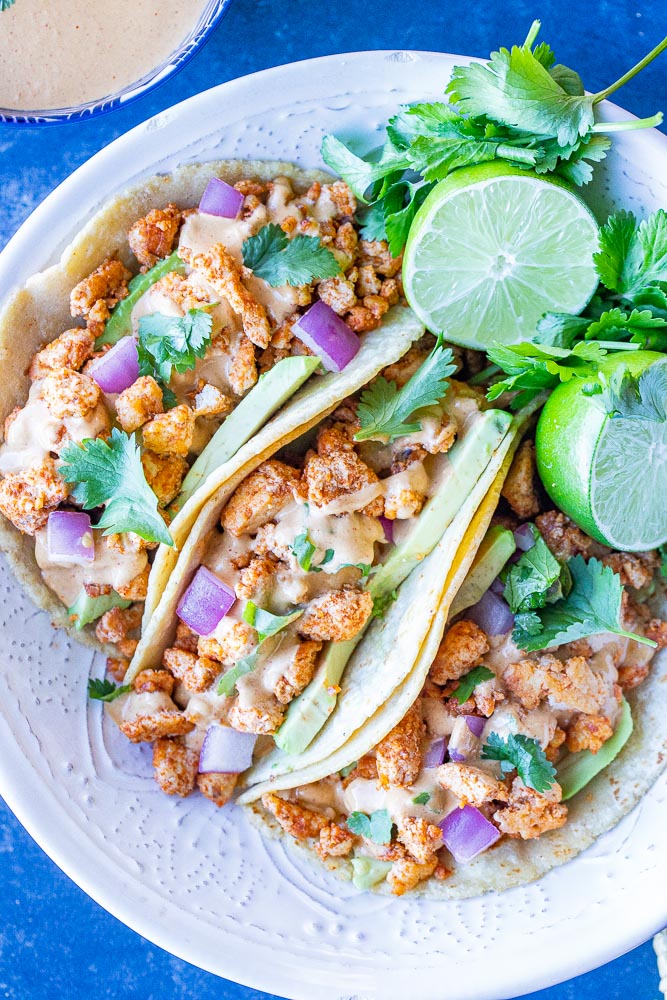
<box><xmin>0</xmin><ymin>0</ymin><xmax>234</xmax><ymax>127</ymax></box>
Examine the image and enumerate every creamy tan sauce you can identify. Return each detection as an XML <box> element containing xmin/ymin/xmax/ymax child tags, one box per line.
<box><xmin>34</xmin><ymin>528</ymin><xmax>147</xmax><ymax>606</ymax></box>
<box><xmin>0</xmin><ymin>0</ymin><xmax>208</xmax><ymax>111</ymax></box>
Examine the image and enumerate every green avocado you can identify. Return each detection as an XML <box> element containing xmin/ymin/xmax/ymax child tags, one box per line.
<box><xmin>171</xmin><ymin>355</ymin><xmax>321</xmax><ymax>512</ymax></box>
<box><xmin>274</xmin><ymin>408</ymin><xmax>513</xmax><ymax>756</ymax></box>
<box><xmin>448</xmin><ymin>524</ymin><xmax>516</xmax><ymax>618</ymax></box>
<box><xmin>557</xmin><ymin>696</ymin><xmax>633</xmax><ymax>800</ymax></box>
<box><xmin>95</xmin><ymin>252</ymin><xmax>187</xmax><ymax>348</ymax></box>
<box><xmin>67</xmin><ymin>589</ymin><xmax>132</xmax><ymax>629</ymax></box>
<box><xmin>351</xmin><ymin>857</ymin><xmax>392</xmax><ymax>890</ymax></box>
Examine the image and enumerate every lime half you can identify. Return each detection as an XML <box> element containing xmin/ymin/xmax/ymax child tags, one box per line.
<box><xmin>536</xmin><ymin>351</ymin><xmax>667</xmax><ymax>551</ymax></box>
<box><xmin>402</xmin><ymin>162</ymin><xmax>599</xmax><ymax>349</ymax></box>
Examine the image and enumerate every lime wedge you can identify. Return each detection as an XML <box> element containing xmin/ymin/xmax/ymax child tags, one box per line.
<box><xmin>402</xmin><ymin>162</ymin><xmax>599</xmax><ymax>349</ymax></box>
<box><xmin>536</xmin><ymin>350</ymin><xmax>667</xmax><ymax>551</ymax></box>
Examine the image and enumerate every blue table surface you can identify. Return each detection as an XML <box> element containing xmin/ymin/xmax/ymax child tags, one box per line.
<box><xmin>1</xmin><ymin>1</ymin><xmax>665</xmax><ymax>997</ymax></box>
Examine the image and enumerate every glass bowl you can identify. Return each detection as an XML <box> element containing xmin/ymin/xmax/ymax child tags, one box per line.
<box><xmin>0</xmin><ymin>0</ymin><xmax>234</xmax><ymax>127</ymax></box>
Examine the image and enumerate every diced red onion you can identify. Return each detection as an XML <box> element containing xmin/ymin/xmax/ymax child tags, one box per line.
<box><xmin>439</xmin><ymin>805</ymin><xmax>500</xmax><ymax>864</ymax></box>
<box><xmin>466</xmin><ymin>590</ymin><xmax>515</xmax><ymax>637</ymax></box>
<box><xmin>47</xmin><ymin>511</ymin><xmax>95</xmax><ymax>564</ymax></box>
<box><xmin>295</xmin><ymin>301</ymin><xmax>361</xmax><ymax>372</ymax></box>
<box><xmin>88</xmin><ymin>336</ymin><xmax>140</xmax><ymax>394</ymax></box>
<box><xmin>199</xmin><ymin>723</ymin><xmax>257</xmax><ymax>774</ymax></box>
<box><xmin>379</xmin><ymin>516</ymin><xmax>394</xmax><ymax>543</ymax></box>
<box><xmin>514</xmin><ymin>523</ymin><xmax>536</xmax><ymax>551</ymax></box>
<box><xmin>176</xmin><ymin>567</ymin><xmax>236</xmax><ymax>636</ymax></box>
<box><xmin>464</xmin><ymin>715</ymin><xmax>486</xmax><ymax>738</ymax></box>
<box><xmin>423</xmin><ymin>737</ymin><xmax>447</xmax><ymax>768</ymax></box>
<box><xmin>447</xmin><ymin>716</ymin><xmax>482</xmax><ymax>762</ymax></box>
<box><xmin>199</xmin><ymin>178</ymin><xmax>244</xmax><ymax>219</ymax></box>
<box><xmin>489</xmin><ymin>576</ymin><xmax>504</xmax><ymax>595</ymax></box>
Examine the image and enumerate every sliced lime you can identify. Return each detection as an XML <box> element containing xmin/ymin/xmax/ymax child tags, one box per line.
<box><xmin>536</xmin><ymin>350</ymin><xmax>667</xmax><ymax>551</ymax></box>
<box><xmin>402</xmin><ymin>162</ymin><xmax>599</xmax><ymax>349</ymax></box>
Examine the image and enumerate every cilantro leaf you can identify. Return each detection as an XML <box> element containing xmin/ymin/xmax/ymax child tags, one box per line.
<box><xmin>346</xmin><ymin>809</ymin><xmax>394</xmax><ymax>844</ymax></box>
<box><xmin>290</xmin><ymin>532</ymin><xmax>334</xmax><ymax>573</ymax></box>
<box><xmin>481</xmin><ymin>731</ymin><xmax>556</xmax><ymax>793</ymax></box>
<box><xmin>218</xmin><ymin>651</ymin><xmax>258</xmax><ymax>697</ymax></box>
<box><xmin>242</xmin><ymin>223</ymin><xmax>340</xmax><ymax>287</ymax></box>
<box><xmin>138</xmin><ymin>308</ymin><xmax>213</xmax><ymax>388</ymax></box>
<box><xmin>597</xmin><ymin>360</ymin><xmax>667</xmax><ymax>421</ymax></box>
<box><xmin>659</xmin><ymin>545</ymin><xmax>667</xmax><ymax>579</ymax></box>
<box><xmin>242</xmin><ymin>600</ymin><xmax>303</xmax><ymax>641</ymax></box>
<box><xmin>371</xmin><ymin>590</ymin><xmax>398</xmax><ymax>620</ymax></box>
<box><xmin>321</xmin><ymin>136</ymin><xmax>410</xmax><ymax>201</ymax></box>
<box><xmin>512</xmin><ymin>555</ymin><xmax>657</xmax><ymax>652</ymax></box>
<box><xmin>358</xmin><ymin>200</ymin><xmax>387</xmax><ymax>242</ymax></box>
<box><xmin>451</xmin><ymin>665</ymin><xmax>495</xmax><ymax>704</ymax></box>
<box><xmin>0</xmin><ymin>0</ymin><xmax>16</xmax><ymax>9</ymax></box>
<box><xmin>503</xmin><ymin>525</ymin><xmax>568</xmax><ymax>612</ymax></box>
<box><xmin>412</xmin><ymin>792</ymin><xmax>431</xmax><ymax>805</ymax></box>
<box><xmin>60</xmin><ymin>428</ymin><xmax>172</xmax><ymax>546</ymax></box>
<box><xmin>594</xmin><ymin>209</ymin><xmax>667</xmax><ymax>298</ymax></box>
<box><xmin>487</xmin><ymin>340</ymin><xmax>608</xmax><ymax>408</ymax></box>
<box><xmin>585</xmin><ymin>307</ymin><xmax>667</xmax><ymax>349</ymax></box>
<box><xmin>88</xmin><ymin>678</ymin><xmax>132</xmax><ymax>703</ymax></box>
<box><xmin>354</xmin><ymin>336</ymin><xmax>456</xmax><ymax>441</ymax></box>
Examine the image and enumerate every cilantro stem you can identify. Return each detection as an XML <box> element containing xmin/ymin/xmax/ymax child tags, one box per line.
<box><xmin>592</xmin><ymin>112</ymin><xmax>664</xmax><ymax>133</ymax></box>
<box><xmin>496</xmin><ymin>144</ymin><xmax>539</xmax><ymax>165</ymax></box>
<box><xmin>593</xmin><ymin>35</ymin><xmax>667</xmax><ymax>105</ymax></box>
<box><xmin>616</xmin><ymin>628</ymin><xmax>657</xmax><ymax>649</ymax></box>
<box><xmin>469</xmin><ymin>363</ymin><xmax>501</xmax><ymax>385</ymax></box>
<box><xmin>523</xmin><ymin>19</ymin><xmax>541</xmax><ymax>48</ymax></box>
<box><xmin>594</xmin><ymin>341</ymin><xmax>641</xmax><ymax>351</ymax></box>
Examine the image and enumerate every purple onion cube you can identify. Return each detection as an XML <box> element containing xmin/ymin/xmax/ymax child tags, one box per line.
<box><xmin>88</xmin><ymin>336</ymin><xmax>140</xmax><ymax>394</ymax></box>
<box><xmin>439</xmin><ymin>805</ymin><xmax>500</xmax><ymax>864</ymax></box>
<box><xmin>423</xmin><ymin>737</ymin><xmax>447</xmax><ymax>768</ymax></box>
<box><xmin>199</xmin><ymin>724</ymin><xmax>257</xmax><ymax>774</ymax></box>
<box><xmin>464</xmin><ymin>715</ymin><xmax>486</xmax><ymax>738</ymax></box>
<box><xmin>47</xmin><ymin>511</ymin><xmax>95</xmax><ymax>564</ymax></box>
<box><xmin>176</xmin><ymin>567</ymin><xmax>236</xmax><ymax>636</ymax></box>
<box><xmin>295</xmin><ymin>301</ymin><xmax>360</xmax><ymax>372</ymax></box>
<box><xmin>199</xmin><ymin>178</ymin><xmax>244</xmax><ymax>220</ymax></box>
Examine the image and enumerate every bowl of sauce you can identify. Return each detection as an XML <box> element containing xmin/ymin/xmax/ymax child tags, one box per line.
<box><xmin>0</xmin><ymin>0</ymin><xmax>233</xmax><ymax>125</ymax></box>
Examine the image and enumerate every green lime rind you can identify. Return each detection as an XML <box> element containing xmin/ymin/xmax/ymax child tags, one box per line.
<box><xmin>402</xmin><ymin>162</ymin><xmax>599</xmax><ymax>350</ymax></box>
<box><xmin>535</xmin><ymin>350</ymin><xmax>667</xmax><ymax>550</ymax></box>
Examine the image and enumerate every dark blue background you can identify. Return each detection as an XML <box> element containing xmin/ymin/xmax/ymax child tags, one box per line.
<box><xmin>0</xmin><ymin>1</ymin><xmax>665</xmax><ymax>996</ymax></box>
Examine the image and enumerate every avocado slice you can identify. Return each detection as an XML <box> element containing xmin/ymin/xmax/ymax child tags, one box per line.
<box><xmin>558</xmin><ymin>696</ymin><xmax>633</xmax><ymax>800</ymax></box>
<box><xmin>96</xmin><ymin>252</ymin><xmax>187</xmax><ymax>347</ymax></box>
<box><xmin>171</xmin><ymin>355</ymin><xmax>321</xmax><ymax>512</ymax></box>
<box><xmin>274</xmin><ymin>408</ymin><xmax>513</xmax><ymax>755</ymax></box>
<box><xmin>351</xmin><ymin>857</ymin><xmax>392</xmax><ymax>890</ymax></box>
<box><xmin>67</xmin><ymin>589</ymin><xmax>131</xmax><ymax>629</ymax></box>
<box><xmin>448</xmin><ymin>525</ymin><xmax>516</xmax><ymax>619</ymax></box>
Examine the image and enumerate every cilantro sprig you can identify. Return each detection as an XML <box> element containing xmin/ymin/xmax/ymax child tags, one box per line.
<box><xmin>322</xmin><ymin>23</ymin><xmax>665</xmax><ymax>254</ymax></box>
<box><xmin>512</xmin><ymin>555</ymin><xmax>657</xmax><ymax>652</ymax></box>
<box><xmin>354</xmin><ymin>335</ymin><xmax>456</xmax><ymax>441</ymax></box>
<box><xmin>486</xmin><ymin>340</ymin><xmax>613</xmax><ymax>409</ymax></box>
<box><xmin>138</xmin><ymin>308</ymin><xmax>213</xmax><ymax>400</ymax></box>
<box><xmin>481</xmin><ymin>731</ymin><xmax>556</xmax><ymax>793</ymax></box>
<box><xmin>60</xmin><ymin>428</ymin><xmax>172</xmax><ymax>546</ymax></box>
<box><xmin>503</xmin><ymin>525</ymin><xmax>570</xmax><ymax>614</ymax></box>
<box><xmin>242</xmin><ymin>601</ymin><xmax>303</xmax><ymax>641</ymax></box>
<box><xmin>88</xmin><ymin>678</ymin><xmax>132</xmax><ymax>703</ymax></box>
<box><xmin>242</xmin><ymin>223</ymin><xmax>341</xmax><ymax>286</ymax></box>
<box><xmin>451</xmin><ymin>665</ymin><xmax>495</xmax><ymax>705</ymax></box>
<box><xmin>346</xmin><ymin>808</ymin><xmax>394</xmax><ymax>844</ymax></box>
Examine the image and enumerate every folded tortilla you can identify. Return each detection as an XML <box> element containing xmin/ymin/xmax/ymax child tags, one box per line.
<box><xmin>0</xmin><ymin>158</ymin><xmax>425</xmax><ymax>648</ymax></box>
<box><xmin>244</xmin><ymin>454</ymin><xmax>667</xmax><ymax>897</ymax></box>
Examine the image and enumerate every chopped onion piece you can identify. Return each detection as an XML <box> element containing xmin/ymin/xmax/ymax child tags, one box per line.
<box><xmin>295</xmin><ymin>301</ymin><xmax>360</xmax><ymax>372</ymax></box>
<box><xmin>448</xmin><ymin>716</ymin><xmax>482</xmax><ymax>762</ymax></box>
<box><xmin>514</xmin><ymin>523</ymin><xmax>536</xmax><ymax>551</ymax></box>
<box><xmin>423</xmin><ymin>737</ymin><xmax>447</xmax><ymax>768</ymax></box>
<box><xmin>47</xmin><ymin>511</ymin><xmax>95</xmax><ymax>565</ymax></box>
<box><xmin>464</xmin><ymin>715</ymin><xmax>486</xmax><ymax>738</ymax></box>
<box><xmin>439</xmin><ymin>805</ymin><xmax>500</xmax><ymax>864</ymax></box>
<box><xmin>199</xmin><ymin>178</ymin><xmax>244</xmax><ymax>219</ymax></box>
<box><xmin>379</xmin><ymin>516</ymin><xmax>394</xmax><ymax>543</ymax></box>
<box><xmin>199</xmin><ymin>724</ymin><xmax>257</xmax><ymax>773</ymax></box>
<box><xmin>176</xmin><ymin>567</ymin><xmax>236</xmax><ymax>635</ymax></box>
<box><xmin>467</xmin><ymin>590</ymin><xmax>514</xmax><ymax>637</ymax></box>
<box><xmin>88</xmin><ymin>336</ymin><xmax>140</xmax><ymax>394</ymax></box>
<box><xmin>489</xmin><ymin>576</ymin><xmax>504</xmax><ymax>595</ymax></box>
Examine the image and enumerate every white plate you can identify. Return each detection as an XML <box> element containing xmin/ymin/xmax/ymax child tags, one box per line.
<box><xmin>0</xmin><ymin>51</ymin><xmax>666</xmax><ymax>1000</ymax></box>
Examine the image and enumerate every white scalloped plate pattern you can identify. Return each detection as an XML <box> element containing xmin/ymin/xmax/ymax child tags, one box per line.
<box><xmin>0</xmin><ymin>51</ymin><xmax>666</xmax><ymax>1000</ymax></box>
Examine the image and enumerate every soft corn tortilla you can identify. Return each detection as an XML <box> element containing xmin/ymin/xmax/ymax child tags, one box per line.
<box><xmin>246</xmin><ymin>466</ymin><xmax>667</xmax><ymax>897</ymax></box>
<box><xmin>0</xmin><ymin>158</ymin><xmax>424</xmax><ymax>648</ymax></box>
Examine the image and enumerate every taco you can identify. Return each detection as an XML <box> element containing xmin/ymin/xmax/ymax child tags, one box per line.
<box><xmin>0</xmin><ymin>159</ymin><xmax>425</xmax><ymax>655</ymax></box>
<box><xmin>105</xmin><ymin>336</ymin><xmax>520</xmax><ymax>809</ymax></box>
<box><xmin>241</xmin><ymin>436</ymin><xmax>667</xmax><ymax>897</ymax></box>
